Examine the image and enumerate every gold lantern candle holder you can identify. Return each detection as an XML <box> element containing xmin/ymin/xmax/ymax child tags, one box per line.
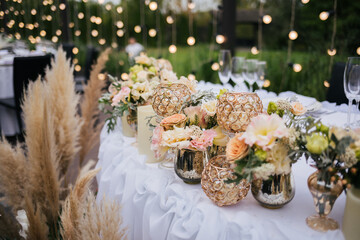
<box><xmin>201</xmin><ymin>155</ymin><xmax>250</xmax><ymax>206</ymax></box>
<box><xmin>151</xmin><ymin>83</ymin><xmax>191</xmax><ymax>117</ymax></box>
<box><xmin>216</xmin><ymin>92</ymin><xmax>263</xmax><ymax>135</ymax></box>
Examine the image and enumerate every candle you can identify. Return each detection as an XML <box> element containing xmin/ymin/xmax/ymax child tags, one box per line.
<box><xmin>137</xmin><ymin>105</ymin><xmax>158</xmax><ymax>163</ymax></box>
<box><xmin>121</xmin><ymin>114</ymin><xmax>135</xmax><ymax>137</ymax></box>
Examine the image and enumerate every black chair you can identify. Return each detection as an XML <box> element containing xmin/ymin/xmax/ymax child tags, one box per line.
<box><xmin>62</xmin><ymin>43</ymin><xmax>75</xmax><ymax>61</ymax></box>
<box><xmin>0</xmin><ymin>55</ymin><xmax>52</xmax><ymax>134</ymax></box>
<box><xmin>84</xmin><ymin>46</ymin><xmax>99</xmax><ymax>82</ymax></box>
<box><xmin>326</xmin><ymin>62</ymin><xmax>347</xmax><ymax>105</ymax></box>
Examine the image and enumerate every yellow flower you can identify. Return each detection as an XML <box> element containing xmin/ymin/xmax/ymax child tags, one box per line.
<box><xmin>212</xmin><ymin>126</ymin><xmax>229</xmax><ymax>147</ymax></box>
<box><xmin>306</xmin><ymin>133</ymin><xmax>328</xmax><ymax>155</ymax></box>
<box><xmin>226</xmin><ymin>133</ymin><xmax>249</xmax><ymax>163</ymax></box>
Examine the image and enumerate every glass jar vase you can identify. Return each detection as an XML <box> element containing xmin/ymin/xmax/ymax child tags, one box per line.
<box><xmin>174</xmin><ymin>149</ymin><xmax>208</xmax><ymax>184</ymax></box>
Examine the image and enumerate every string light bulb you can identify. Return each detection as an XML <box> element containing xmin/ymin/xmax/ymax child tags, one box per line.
<box><xmin>357</xmin><ymin>47</ymin><xmax>360</xmax><ymax>55</ymax></box>
<box><xmin>31</xmin><ymin>9</ymin><xmax>37</xmax><ymax>15</ymax></box>
<box><xmin>324</xmin><ymin>80</ymin><xmax>330</xmax><ymax>88</ymax></box>
<box><xmin>75</xmin><ymin>65</ymin><xmax>81</xmax><ymax>72</ymax></box>
<box><xmin>168</xmin><ymin>44</ymin><xmax>177</xmax><ymax>53</ymax></box>
<box><xmin>46</xmin><ymin>15</ymin><xmax>52</xmax><ymax>21</ymax></box>
<box><xmin>149</xmin><ymin>2</ymin><xmax>158</xmax><ymax>11</ymax></box>
<box><xmin>95</xmin><ymin>17</ymin><xmax>102</xmax><ymax>25</ymax></box>
<box><xmin>40</xmin><ymin>30</ymin><xmax>46</xmax><ymax>37</ymax></box>
<box><xmin>34</xmin><ymin>22</ymin><xmax>39</xmax><ymax>28</ymax></box>
<box><xmin>78</xmin><ymin>12</ymin><xmax>84</xmax><ymax>19</ymax></box>
<box><xmin>51</xmin><ymin>5</ymin><xmax>56</xmax><ymax>11</ymax></box>
<box><xmin>134</xmin><ymin>25</ymin><xmax>141</xmax><ymax>33</ymax></box>
<box><xmin>288</xmin><ymin>30</ymin><xmax>298</xmax><ymax>40</ymax></box>
<box><xmin>216</xmin><ymin>35</ymin><xmax>225</xmax><ymax>44</ymax></box>
<box><xmin>98</xmin><ymin>73</ymin><xmax>106</xmax><ymax>81</ymax></box>
<box><xmin>98</xmin><ymin>0</ymin><xmax>104</xmax><ymax>4</ymax></box>
<box><xmin>75</xmin><ymin>30</ymin><xmax>81</xmax><ymax>36</ymax></box>
<box><xmin>105</xmin><ymin>4</ymin><xmax>112</xmax><ymax>11</ymax></box>
<box><xmin>116</xmin><ymin>21</ymin><xmax>124</xmax><ymax>28</ymax></box>
<box><xmin>293</xmin><ymin>63</ymin><xmax>302</xmax><ymax>72</ymax></box>
<box><xmin>187</xmin><ymin>36</ymin><xmax>196</xmax><ymax>46</ymax></box>
<box><xmin>56</xmin><ymin>29</ymin><xmax>62</xmax><ymax>36</ymax></box>
<box><xmin>91</xmin><ymin>29</ymin><xmax>99</xmax><ymax>37</ymax></box>
<box><xmin>117</xmin><ymin>7</ymin><xmax>123</xmax><ymax>14</ymax></box>
<box><xmin>18</xmin><ymin>22</ymin><xmax>24</xmax><ymax>28</ymax></box>
<box><xmin>148</xmin><ymin>29</ymin><xmax>157</xmax><ymax>37</ymax></box>
<box><xmin>188</xmin><ymin>73</ymin><xmax>196</xmax><ymax>81</ymax></box>
<box><xmin>51</xmin><ymin>36</ymin><xmax>58</xmax><ymax>43</ymax></box>
<box><xmin>166</xmin><ymin>16</ymin><xmax>174</xmax><ymax>24</ymax></box>
<box><xmin>301</xmin><ymin>0</ymin><xmax>310</xmax><ymax>4</ymax></box>
<box><xmin>319</xmin><ymin>11</ymin><xmax>329</xmax><ymax>21</ymax></box>
<box><xmin>99</xmin><ymin>38</ymin><xmax>106</xmax><ymax>45</ymax></box>
<box><xmin>327</xmin><ymin>48</ymin><xmax>336</xmax><ymax>56</ymax></box>
<box><xmin>59</xmin><ymin>3</ymin><xmax>66</xmax><ymax>10</ymax></box>
<box><xmin>111</xmin><ymin>42</ymin><xmax>118</xmax><ymax>48</ymax></box>
<box><xmin>69</xmin><ymin>22</ymin><xmax>74</xmax><ymax>28</ymax></box>
<box><xmin>90</xmin><ymin>16</ymin><xmax>97</xmax><ymax>23</ymax></box>
<box><xmin>121</xmin><ymin>73</ymin><xmax>129</xmax><ymax>80</ymax></box>
<box><xmin>251</xmin><ymin>46</ymin><xmax>259</xmax><ymax>55</ymax></box>
<box><xmin>188</xmin><ymin>2</ymin><xmax>196</xmax><ymax>10</ymax></box>
<box><xmin>72</xmin><ymin>47</ymin><xmax>79</xmax><ymax>55</ymax></box>
<box><xmin>263</xmin><ymin>80</ymin><xmax>271</xmax><ymax>88</ymax></box>
<box><xmin>211</xmin><ymin>62</ymin><xmax>220</xmax><ymax>71</ymax></box>
<box><xmin>263</xmin><ymin>15</ymin><xmax>272</xmax><ymax>24</ymax></box>
<box><xmin>117</xmin><ymin>29</ymin><xmax>124</xmax><ymax>37</ymax></box>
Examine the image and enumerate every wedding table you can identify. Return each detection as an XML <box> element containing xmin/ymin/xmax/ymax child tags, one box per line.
<box><xmin>96</xmin><ymin>82</ymin><xmax>350</xmax><ymax>240</ymax></box>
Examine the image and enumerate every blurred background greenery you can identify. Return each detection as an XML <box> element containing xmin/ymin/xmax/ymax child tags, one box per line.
<box><xmin>1</xmin><ymin>0</ymin><xmax>359</xmax><ymax>101</ymax></box>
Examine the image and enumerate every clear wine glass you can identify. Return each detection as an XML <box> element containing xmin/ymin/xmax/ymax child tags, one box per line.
<box><xmin>218</xmin><ymin>50</ymin><xmax>232</xmax><ymax>85</ymax></box>
<box><xmin>256</xmin><ymin>61</ymin><xmax>267</xmax><ymax>90</ymax></box>
<box><xmin>243</xmin><ymin>59</ymin><xmax>258</xmax><ymax>92</ymax></box>
<box><xmin>344</xmin><ymin>57</ymin><xmax>360</xmax><ymax>129</ymax></box>
<box><xmin>231</xmin><ymin>56</ymin><xmax>246</xmax><ymax>91</ymax></box>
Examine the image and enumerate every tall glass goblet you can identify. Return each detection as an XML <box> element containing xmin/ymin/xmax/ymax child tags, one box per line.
<box><xmin>231</xmin><ymin>56</ymin><xmax>246</xmax><ymax>91</ymax></box>
<box><xmin>243</xmin><ymin>59</ymin><xmax>258</xmax><ymax>92</ymax></box>
<box><xmin>218</xmin><ymin>50</ymin><xmax>232</xmax><ymax>86</ymax></box>
<box><xmin>344</xmin><ymin>57</ymin><xmax>360</xmax><ymax>129</ymax></box>
<box><xmin>256</xmin><ymin>61</ymin><xmax>267</xmax><ymax>90</ymax></box>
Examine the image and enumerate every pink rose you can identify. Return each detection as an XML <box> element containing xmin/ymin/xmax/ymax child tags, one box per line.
<box><xmin>190</xmin><ymin>129</ymin><xmax>217</xmax><ymax>151</ymax></box>
<box><xmin>183</xmin><ymin>106</ymin><xmax>207</xmax><ymax>128</ymax></box>
<box><xmin>111</xmin><ymin>87</ymin><xmax>130</xmax><ymax>106</ymax></box>
<box><xmin>151</xmin><ymin>126</ymin><xmax>166</xmax><ymax>158</ymax></box>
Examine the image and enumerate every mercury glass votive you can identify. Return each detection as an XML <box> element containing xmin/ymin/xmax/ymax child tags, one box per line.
<box><xmin>152</xmin><ymin>83</ymin><xmax>191</xmax><ymax>117</ymax></box>
<box><xmin>216</xmin><ymin>92</ymin><xmax>263</xmax><ymax>133</ymax></box>
<box><xmin>201</xmin><ymin>155</ymin><xmax>250</xmax><ymax>206</ymax></box>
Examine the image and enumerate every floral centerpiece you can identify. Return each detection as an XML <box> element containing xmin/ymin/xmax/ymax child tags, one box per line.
<box><xmin>225</xmin><ymin>99</ymin><xmax>307</xmax><ymax>208</ymax></box>
<box><xmin>99</xmin><ymin>55</ymin><xmax>173</xmax><ymax>132</ymax></box>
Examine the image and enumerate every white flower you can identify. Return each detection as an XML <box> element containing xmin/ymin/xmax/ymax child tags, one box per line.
<box><xmin>267</xmin><ymin>142</ymin><xmax>292</xmax><ymax>175</ymax></box>
<box><xmin>201</xmin><ymin>100</ymin><xmax>217</xmax><ymax>116</ymax></box>
<box><xmin>160</xmin><ymin>69</ymin><xmax>178</xmax><ymax>82</ymax></box>
<box><xmin>16</xmin><ymin>210</ymin><xmax>29</xmax><ymax>238</ymax></box>
<box><xmin>156</xmin><ymin>59</ymin><xmax>173</xmax><ymax>71</ymax></box>
<box><xmin>340</xmin><ymin>148</ymin><xmax>358</xmax><ymax>168</ymax></box>
<box><xmin>131</xmin><ymin>81</ymin><xmax>152</xmax><ymax>101</ymax></box>
<box><xmin>178</xmin><ymin>76</ymin><xmax>197</xmax><ymax>93</ymax></box>
<box><xmin>161</xmin><ymin>126</ymin><xmax>191</xmax><ymax>149</ymax></box>
<box><xmin>136</xmin><ymin>70</ymin><xmax>149</xmax><ymax>82</ymax></box>
<box><xmin>253</xmin><ymin>163</ymin><xmax>276</xmax><ymax>180</ymax></box>
<box><xmin>135</xmin><ymin>55</ymin><xmax>152</xmax><ymax>65</ymax></box>
<box><xmin>149</xmin><ymin>80</ymin><xmax>160</xmax><ymax>90</ymax></box>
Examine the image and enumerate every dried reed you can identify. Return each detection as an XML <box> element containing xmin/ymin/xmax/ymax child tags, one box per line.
<box><xmin>24</xmin><ymin>197</ymin><xmax>49</xmax><ymax>240</ymax></box>
<box><xmin>60</xmin><ymin>168</ymin><xmax>100</xmax><ymax>239</ymax></box>
<box><xmin>22</xmin><ymin>80</ymin><xmax>60</xmax><ymax>237</ymax></box>
<box><xmin>0</xmin><ymin>138</ymin><xmax>27</xmax><ymax>212</ymax></box>
<box><xmin>45</xmin><ymin>47</ymin><xmax>82</xmax><ymax>177</ymax></box>
<box><xmin>78</xmin><ymin>48</ymin><xmax>111</xmax><ymax>166</ymax></box>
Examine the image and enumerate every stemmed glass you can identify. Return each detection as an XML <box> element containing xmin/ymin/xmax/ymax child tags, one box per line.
<box><xmin>243</xmin><ymin>59</ymin><xmax>258</xmax><ymax>92</ymax></box>
<box><xmin>231</xmin><ymin>56</ymin><xmax>246</xmax><ymax>91</ymax></box>
<box><xmin>344</xmin><ymin>57</ymin><xmax>360</xmax><ymax>129</ymax></box>
<box><xmin>218</xmin><ymin>50</ymin><xmax>232</xmax><ymax>86</ymax></box>
<box><xmin>256</xmin><ymin>61</ymin><xmax>267</xmax><ymax>90</ymax></box>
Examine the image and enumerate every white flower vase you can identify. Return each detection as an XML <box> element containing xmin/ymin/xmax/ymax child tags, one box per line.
<box><xmin>342</xmin><ymin>187</ymin><xmax>360</xmax><ymax>239</ymax></box>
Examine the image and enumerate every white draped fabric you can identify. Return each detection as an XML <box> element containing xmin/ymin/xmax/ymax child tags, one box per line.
<box><xmin>96</xmin><ymin>84</ymin><xmax>350</xmax><ymax>240</ymax></box>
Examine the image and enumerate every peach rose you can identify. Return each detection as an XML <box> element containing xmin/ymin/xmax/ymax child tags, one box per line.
<box><xmin>226</xmin><ymin>133</ymin><xmax>249</xmax><ymax>163</ymax></box>
<box><xmin>160</xmin><ymin>114</ymin><xmax>187</xmax><ymax>130</ymax></box>
<box><xmin>290</xmin><ymin>102</ymin><xmax>307</xmax><ymax>115</ymax></box>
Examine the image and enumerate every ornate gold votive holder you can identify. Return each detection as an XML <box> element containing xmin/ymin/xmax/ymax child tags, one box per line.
<box><xmin>152</xmin><ymin>83</ymin><xmax>191</xmax><ymax>117</ymax></box>
<box><xmin>216</xmin><ymin>92</ymin><xmax>263</xmax><ymax>133</ymax></box>
<box><xmin>201</xmin><ymin>155</ymin><xmax>250</xmax><ymax>206</ymax></box>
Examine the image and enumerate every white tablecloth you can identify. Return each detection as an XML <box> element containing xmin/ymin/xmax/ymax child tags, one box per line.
<box><xmin>96</xmin><ymin>86</ymin><xmax>350</xmax><ymax>240</ymax></box>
